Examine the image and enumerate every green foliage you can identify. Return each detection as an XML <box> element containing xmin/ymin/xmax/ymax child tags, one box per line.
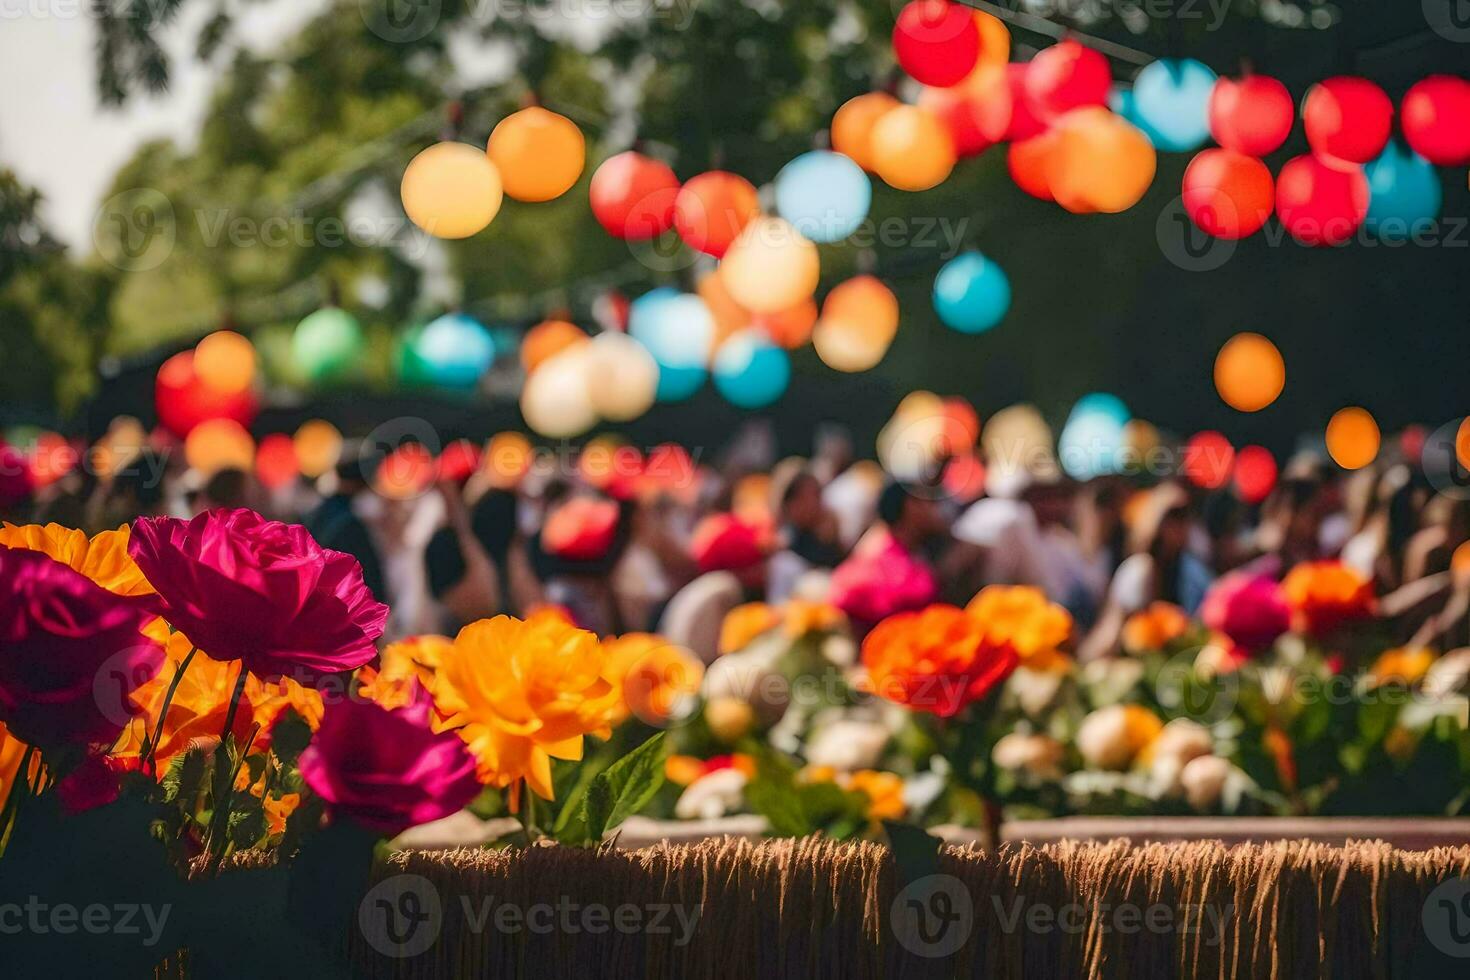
<box><xmin>554</xmin><ymin>731</ymin><xmax>669</xmax><ymax>845</ymax></box>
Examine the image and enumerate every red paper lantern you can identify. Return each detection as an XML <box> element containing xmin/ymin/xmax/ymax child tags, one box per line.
<box><xmin>1001</xmin><ymin>63</ymin><xmax>1046</xmax><ymax>142</ymax></box>
<box><xmin>1183</xmin><ymin>431</ymin><xmax>1235</xmax><ymax>490</ymax></box>
<box><xmin>1008</xmin><ymin>134</ymin><xmax>1055</xmax><ymax>201</ymax></box>
<box><xmin>1182</xmin><ymin>149</ymin><xmax>1274</xmax><ymax>239</ymax></box>
<box><xmin>1275</xmin><ymin>154</ymin><xmax>1369</xmax><ymax>247</ymax></box>
<box><xmin>1302</xmin><ymin>77</ymin><xmax>1393</xmax><ymax>164</ymax></box>
<box><xmin>673</xmin><ymin>171</ymin><xmax>760</xmax><ymax>258</ymax></box>
<box><xmin>254</xmin><ymin>433</ymin><xmax>300</xmax><ymax>490</ymax></box>
<box><xmin>589</xmin><ymin>151</ymin><xmax>681</xmax><ymax>240</ymax></box>
<box><xmin>892</xmin><ymin>1</ymin><xmax>981</xmax><ymax>89</ymax></box>
<box><xmin>1208</xmin><ymin>75</ymin><xmax>1294</xmax><ymax>156</ymax></box>
<box><xmin>437</xmin><ymin>439</ymin><xmax>482</xmax><ymax>483</ymax></box>
<box><xmin>918</xmin><ymin>77</ymin><xmax>1011</xmax><ymax>157</ymax></box>
<box><xmin>1024</xmin><ymin>40</ymin><xmax>1110</xmax><ymax>119</ymax></box>
<box><xmin>1233</xmin><ymin>445</ymin><xmax>1278</xmax><ymax>504</ymax></box>
<box><xmin>544</xmin><ymin>497</ymin><xmax>621</xmax><ymax>561</ymax></box>
<box><xmin>1401</xmin><ymin>75</ymin><xmax>1470</xmax><ymax>167</ymax></box>
<box><xmin>155</xmin><ymin>350</ymin><xmax>259</xmax><ymax>438</ymax></box>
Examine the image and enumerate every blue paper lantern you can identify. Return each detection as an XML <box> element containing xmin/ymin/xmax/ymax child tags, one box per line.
<box><xmin>1132</xmin><ymin>59</ymin><xmax>1217</xmax><ymax>152</ymax></box>
<box><xmin>713</xmin><ymin>330</ymin><xmax>790</xmax><ymax>408</ymax></box>
<box><xmin>933</xmin><ymin>252</ymin><xmax>1010</xmax><ymax>334</ymax></box>
<box><xmin>407</xmin><ymin>312</ymin><xmax>496</xmax><ymax>388</ymax></box>
<box><xmin>774</xmin><ymin>150</ymin><xmax>872</xmax><ymax>244</ymax></box>
<box><xmin>1365</xmin><ymin>143</ymin><xmax>1442</xmax><ymax>241</ymax></box>
<box><xmin>1059</xmin><ymin>393</ymin><xmax>1131</xmax><ymax>480</ymax></box>
<box><xmin>629</xmin><ymin>289</ymin><xmax>714</xmax><ymax>402</ymax></box>
<box><xmin>1109</xmin><ymin>86</ymin><xmax>1169</xmax><ymax>147</ymax></box>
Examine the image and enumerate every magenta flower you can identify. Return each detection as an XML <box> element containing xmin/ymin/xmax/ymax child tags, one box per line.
<box><xmin>829</xmin><ymin>531</ymin><xmax>939</xmax><ymax>629</ymax></box>
<box><xmin>1200</xmin><ymin>571</ymin><xmax>1290</xmax><ymax>654</ymax></box>
<box><xmin>129</xmin><ymin>508</ymin><xmax>388</xmax><ymax>685</ymax></box>
<box><xmin>0</xmin><ymin>547</ymin><xmax>162</xmax><ymax>748</ymax></box>
<box><xmin>298</xmin><ymin>681</ymin><xmax>481</xmax><ymax>836</ymax></box>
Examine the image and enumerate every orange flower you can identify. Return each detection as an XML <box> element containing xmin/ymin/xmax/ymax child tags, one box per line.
<box><xmin>965</xmin><ymin>585</ymin><xmax>1072</xmax><ymax>669</ymax></box>
<box><xmin>1122</xmin><ymin>602</ymin><xmax>1192</xmax><ymax>654</ymax></box>
<box><xmin>719</xmin><ymin>602</ymin><xmax>781</xmax><ymax>654</ymax></box>
<box><xmin>263</xmin><ymin>792</ymin><xmax>301</xmax><ymax>836</ymax></box>
<box><xmin>0</xmin><ymin>522</ymin><xmax>153</xmax><ymax>596</ymax></box>
<box><xmin>116</xmin><ymin>620</ymin><xmax>256</xmax><ymax>769</ymax></box>
<box><xmin>601</xmin><ymin>633</ymin><xmax>704</xmax><ymax>726</ymax></box>
<box><xmin>246</xmin><ymin>672</ymin><xmax>325</xmax><ymax>738</ymax></box>
<box><xmin>846</xmin><ymin>769</ymin><xmax>906</xmax><ymax>821</ymax></box>
<box><xmin>360</xmin><ymin>635</ymin><xmax>452</xmax><ymax>712</ymax></box>
<box><xmin>665</xmin><ymin>754</ymin><xmax>707</xmax><ymax>786</ymax></box>
<box><xmin>430</xmin><ymin>611</ymin><xmax>619</xmax><ymax>808</ymax></box>
<box><xmin>783</xmin><ymin>600</ymin><xmax>846</xmax><ymax>638</ymax></box>
<box><xmin>1</xmin><ymin>721</ymin><xmax>42</xmax><ymax>809</ymax></box>
<box><xmin>862</xmin><ymin>604</ymin><xmax>1020</xmax><ymax>717</ymax></box>
<box><xmin>1367</xmin><ymin>647</ymin><xmax>1436</xmax><ymax>688</ymax></box>
<box><xmin>1281</xmin><ymin>561</ymin><xmax>1376</xmax><ymax>637</ymax></box>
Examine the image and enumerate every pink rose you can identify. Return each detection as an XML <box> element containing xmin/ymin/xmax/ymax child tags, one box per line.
<box><xmin>129</xmin><ymin>509</ymin><xmax>388</xmax><ymax>685</ymax></box>
<box><xmin>1200</xmin><ymin>571</ymin><xmax>1290</xmax><ymax>654</ymax></box>
<box><xmin>0</xmin><ymin>547</ymin><xmax>162</xmax><ymax>748</ymax></box>
<box><xmin>829</xmin><ymin>531</ymin><xmax>939</xmax><ymax>630</ymax></box>
<box><xmin>299</xmin><ymin>680</ymin><xmax>480</xmax><ymax>836</ymax></box>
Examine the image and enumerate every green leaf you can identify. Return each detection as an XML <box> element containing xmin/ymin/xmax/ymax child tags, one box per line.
<box><xmin>228</xmin><ymin>805</ymin><xmax>267</xmax><ymax>850</ymax></box>
<box><xmin>743</xmin><ymin>748</ymin><xmax>809</xmax><ymax>837</ymax></box>
<box><xmin>562</xmin><ymin>733</ymin><xmax>668</xmax><ymax>845</ymax></box>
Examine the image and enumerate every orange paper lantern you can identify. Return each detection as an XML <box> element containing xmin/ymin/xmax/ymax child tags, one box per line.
<box><xmin>1046</xmin><ymin>108</ymin><xmax>1156</xmax><ymax>214</ymax></box>
<box><xmin>831</xmin><ymin>92</ymin><xmax>900</xmax><ymax>172</ymax></box>
<box><xmin>870</xmin><ymin>105</ymin><xmax>957</xmax><ymax>192</ymax></box>
<box><xmin>1326</xmin><ymin>407</ymin><xmax>1380</xmax><ymax>470</ymax></box>
<box><xmin>521</xmin><ymin>319</ymin><xmax>588</xmax><ymax>373</ymax></box>
<box><xmin>486</xmin><ymin>106</ymin><xmax>585</xmax><ymax>202</ymax></box>
<box><xmin>1214</xmin><ymin>333</ymin><xmax>1285</xmax><ymax>412</ymax></box>
<box><xmin>719</xmin><ymin>217</ymin><xmax>820</xmax><ymax>315</ymax></box>
<box><xmin>185</xmin><ymin>418</ymin><xmax>255</xmax><ymax>476</ymax></box>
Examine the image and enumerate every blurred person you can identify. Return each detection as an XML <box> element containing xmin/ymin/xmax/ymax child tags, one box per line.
<box><xmin>423</xmin><ymin>480</ymin><xmax>503</xmax><ymax>632</ymax></box>
<box><xmin>1080</xmin><ymin>483</ymin><xmax>1213</xmax><ymax>660</ymax></box>
<box><xmin>658</xmin><ymin>512</ymin><xmax>768</xmax><ymax>660</ymax></box>
<box><xmin>1403</xmin><ymin>494</ymin><xmax>1470</xmax><ymax>584</ymax></box>
<box><xmin>1341</xmin><ymin>464</ymin><xmax>1419</xmax><ymax>589</ymax></box>
<box><xmin>768</xmin><ymin>468</ymin><xmax>843</xmax><ymax>604</ymax></box>
<box><xmin>305</xmin><ymin>454</ymin><xmax>387</xmax><ymax>603</ymax></box>
<box><xmin>194</xmin><ymin>467</ymin><xmax>259</xmax><ymax>513</ymax></box>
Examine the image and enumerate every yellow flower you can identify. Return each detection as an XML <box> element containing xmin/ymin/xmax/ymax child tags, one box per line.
<box><xmin>601</xmin><ymin>633</ymin><xmax>704</xmax><ymax>726</ymax></box>
<box><xmin>797</xmin><ymin>764</ymin><xmax>838</xmax><ymax>785</ymax></box>
<box><xmin>783</xmin><ymin>600</ymin><xmax>846</xmax><ymax>638</ymax></box>
<box><xmin>1368</xmin><ymin>647</ymin><xmax>1436</xmax><ymax>688</ymax></box>
<box><xmin>845</xmin><ymin>770</ymin><xmax>907</xmax><ymax>821</ymax></box>
<box><xmin>719</xmin><ymin>602</ymin><xmax>781</xmax><ymax>655</ymax></box>
<box><xmin>965</xmin><ymin>585</ymin><xmax>1073</xmax><ymax>668</ymax></box>
<box><xmin>431</xmin><ymin>611</ymin><xmax>619</xmax><ymax>808</ymax></box>
<box><xmin>1</xmin><ymin>722</ymin><xmax>41</xmax><ymax>810</ymax></box>
<box><xmin>0</xmin><ymin>522</ymin><xmax>153</xmax><ymax>596</ymax></box>
<box><xmin>1121</xmin><ymin>602</ymin><xmax>1191</xmax><ymax>654</ymax></box>
<box><xmin>247</xmin><ymin>672</ymin><xmax>325</xmax><ymax>735</ymax></box>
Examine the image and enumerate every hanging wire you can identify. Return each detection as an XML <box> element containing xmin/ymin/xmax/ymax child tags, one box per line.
<box><xmin>955</xmin><ymin>0</ymin><xmax>1159</xmax><ymax>67</ymax></box>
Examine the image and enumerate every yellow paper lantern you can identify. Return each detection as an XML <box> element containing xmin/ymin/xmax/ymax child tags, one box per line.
<box><xmin>586</xmin><ymin>332</ymin><xmax>660</xmax><ymax>423</ymax></box>
<box><xmin>719</xmin><ymin>217</ymin><xmax>821</xmax><ymax>315</ymax></box>
<box><xmin>870</xmin><ymin>105</ymin><xmax>957</xmax><ymax>192</ymax></box>
<box><xmin>1046</xmin><ymin>108</ymin><xmax>1157</xmax><ymax>214</ymax></box>
<box><xmin>832</xmin><ymin>92</ymin><xmax>900</xmax><ymax>172</ymax></box>
<box><xmin>293</xmin><ymin>419</ymin><xmax>343</xmax><ymax>479</ymax></box>
<box><xmin>401</xmin><ymin>142</ymin><xmax>503</xmax><ymax>239</ymax></box>
<box><xmin>1214</xmin><ymin>333</ymin><xmax>1285</xmax><ymax>412</ymax></box>
<box><xmin>486</xmin><ymin>107</ymin><xmax>585</xmax><ymax>203</ymax></box>
<box><xmin>194</xmin><ymin>330</ymin><xmax>256</xmax><ymax>396</ymax></box>
<box><xmin>521</xmin><ymin>347</ymin><xmax>597</xmax><ymax>438</ymax></box>
<box><xmin>185</xmin><ymin>418</ymin><xmax>255</xmax><ymax>476</ymax></box>
<box><xmin>1326</xmin><ymin>407</ymin><xmax>1380</xmax><ymax>470</ymax></box>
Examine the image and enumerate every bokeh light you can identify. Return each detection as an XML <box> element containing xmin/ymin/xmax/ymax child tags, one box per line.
<box><xmin>1214</xmin><ymin>332</ymin><xmax>1285</xmax><ymax>412</ymax></box>
<box><xmin>1326</xmin><ymin>407</ymin><xmax>1381</xmax><ymax>469</ymax></box>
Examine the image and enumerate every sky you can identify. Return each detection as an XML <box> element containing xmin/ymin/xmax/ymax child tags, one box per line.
<box><xmin>0</xmin><ymin>0</ymin><xmax>323</xmax><ymax>251</ymax></box>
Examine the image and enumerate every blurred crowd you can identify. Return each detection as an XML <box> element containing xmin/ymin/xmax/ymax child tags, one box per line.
<box><xmin>6</xmin><ymin>417</ymin><xmax>1469</xmax><ymax>662</ymax></box>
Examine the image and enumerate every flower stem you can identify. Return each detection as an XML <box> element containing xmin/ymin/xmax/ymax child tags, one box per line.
<box><xmin>203</xmin><ymin>669</ymin><xmax>250</xmax><ymax>869</ymax></box>
<box><xmin>144</xmin><ymin>646</ymin><xmax>198</xmax><ymax>774</ymax></box>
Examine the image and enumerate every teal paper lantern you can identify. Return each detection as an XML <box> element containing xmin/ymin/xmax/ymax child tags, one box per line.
<box><xmin>774</xmin><ymin>150</ymin><xmax>872</xmax><ymax>244</ymax></box>
<box><xmin>1132</xmin><ymin>59</ymin><xmax>1217</xmax><ymax>152</ymax></box>
<box><xmin>1365</xmin><ymin>143</ymin><xmax>1442</xmax><ymax>241</ymax></box>
<box><xmin>713</xmin><ymin>330</ymin><xmax>790</xmax><ymax>408</ymax></box>
<box><xmin>292</xmin><ymin>307</ymin><xmax>364</xmax><ymax>383</ymax></box>
<box><xmin>933</xmin><ymin>252</ymin><xmax>1010</xmax><ymax>334</ymax></box>
<box><xmin>407</xmin><ymin>312</ymin><xmax>495</xmax><ymax>388</ymax></box>
<box><xmin>629</xmin><ymin>288</ymin><xmax>713</xmax><ymax>402</ymax></box>
<box><xmin>1059</xmin><ymin>393</ymin><xmax>1131</xmax><ymax>480</ymax></box>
